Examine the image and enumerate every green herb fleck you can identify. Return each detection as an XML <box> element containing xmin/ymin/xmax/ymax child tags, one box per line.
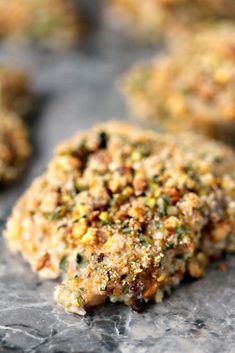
<box><xmin>47</xmin><ymin>206</ymin><xmax>72</xmax><ymax>221</ymax></box>
<box><xmin>155</xmin><ymin>221</ymin><xmax>161</xmax><ymax>230</ymax></box>
<box><xmin>140</xmin><ymin>239</ymin><xmax>150</xmax><ymax>248</ymax></box>
<box><xmin>175</xmin><ymin>226</ymin><xmax>187</xmax><ymax>239</ymax></box>
<box><xmin>59</xmin><ymin>255</ymin><xmax>68</xmax><ymax>272</ymax></box>
<box><xmin>122</xmin><ymin>287</ymin><xmax>129</xmax><ymax>294</ymax></box>
<box><xmin>158</xmin><ymin>195</ymin><xmax>171</xmax><ymax>216</ymax></box>
<box><xmin>47</xmin><ymin>207</ymin><xmax>62</xmax><ymax>221</ymax></box>
<box><xmin>122</xmin><ymin>227</ymin><xmax>132</xmax><ymax>234</ymax></box>
<box><xmin>75</xmin><ymin>183</ymin><xmax>82</xmax><ymax>194</ymax></box>
<box><xmin>166</xmin><ymin>242</ymin><xmax>175</xmax><ymax>250</ymax></box>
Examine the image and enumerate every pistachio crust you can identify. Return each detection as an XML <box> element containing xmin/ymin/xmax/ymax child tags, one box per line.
<box><xmin>108</xmin><ymin>0</ymin><xmax>235</xmax><ymax>40</ymax></box>
<box><xmin>4</xmin><ymin>122</ymin><xmax>235</xmax><ymax>314</ymax></box>
<box><xmin>0</xmin><ymin>0</ymin><xmax>82</xmax><ymax>48</ymax></box>
<box><xmin>0</xmin><ymin>111</ymin><xmax>31</xmax><ymax>184</ymax></box>
<box><xmin>122</xmin><ymin>24</ymin><xmax>235</xmax><ymax>143</ymax></box>
<box><xmin>0</xmin><ymin>66</ymin><xmax>34</xmax><ymax>117</ymax></box>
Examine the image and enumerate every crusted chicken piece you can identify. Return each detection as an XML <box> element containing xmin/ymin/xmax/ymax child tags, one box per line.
<box><xmin>107</xmin><ymin>0</ymin><xmax>235</xmax><ymax>40</ymax></box>
<box><xmin>0</xmin><ymin>0</ymin><xmax>82</xmax><ymax>48</ymax></box>
<box><xmin>0</xmin><ymin>66</ymin><xmax>34</xmax><ymax>117</ymax></box>
<box><xmin>4</xmin><ymin>122</ymin><xmax>235</xmax><ymax>314</ymax></box>
<box><xmin>0</xmin><ymin>110</ymin><xmax>31</xmax><ymax>184</ymax></box>
<box><xmin>122</xmin><ymin>24</ymin><xmax>235</xmax><ymax>144</ymax></box>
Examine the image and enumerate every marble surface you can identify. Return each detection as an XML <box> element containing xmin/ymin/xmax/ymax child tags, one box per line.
<box><xmin>0</xmin><ymin>15</ymin><xmax>235</xmax><ymax>353</ymax></box>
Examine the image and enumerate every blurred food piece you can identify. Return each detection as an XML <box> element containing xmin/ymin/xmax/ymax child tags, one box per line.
<box><xmin>0</xmin><ymin>0</ymin><xmax>82</xmax><ymax>48</ymax></box>
<box><xmin>4</xmin><ymin>121</ymin><xmax>235</xmax><ymax>314</ymax></box>
<box><xmin>107</xmin><ymin>0</ymin><xmax>235</xmax><ymax>41</ymax></box>
<box><xmin>0</xmin><ymin>66</ymin><xmax>35</xmax><ymax>117</ymax></box>
<box><xmin>0</xmin><ymin>110</ymin><xmax>31</xmax><ymax>184</ymax></box>
<box><xmin>122</xmin><ymin>23</ymin><xmax>235</xmax><ymax>144</ymax></box>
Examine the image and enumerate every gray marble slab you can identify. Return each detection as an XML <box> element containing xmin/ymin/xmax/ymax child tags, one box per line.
<box><xmin>0</xmin><ymin>16</ymin><xmax>235</xmax><ymax>353</ymax></box>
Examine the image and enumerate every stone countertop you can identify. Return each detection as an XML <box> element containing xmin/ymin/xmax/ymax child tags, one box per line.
<box><xmin>0</xmin><ymin>24</ymin><xmax>235</xmax><ymax>353</ymax></box>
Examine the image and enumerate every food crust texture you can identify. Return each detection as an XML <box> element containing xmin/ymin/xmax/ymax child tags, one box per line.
<box><xmin>0</xmin><ymin>0</ymin><xmax>82</xmax><ymax>48</ymax></box>
<box><xmin>4</xmin><ymin>122</ymin><xmax>235</xmax><ymax>314</ymax></box>
<box><xmin>0</xmin><ymin>66</ymin><xmax>35</xmax><ymax>117</ymax></box>
<box><xmin>122</xmin><ymin>24</ymin><xmax>235</xmax><ymax>143</ymax></box>
<box><xmin>108</xmin><ymin>0</ymin><xmax>235</xmax><ymax>40</ymax></box>
<box><xmin>0</xmin><ymin>110</ymin><xmax>31</xmax><ymax>184</ymax></box>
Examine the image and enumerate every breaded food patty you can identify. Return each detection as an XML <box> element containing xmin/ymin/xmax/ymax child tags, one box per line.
<box><xmin>0</xmin><ymin>0</ymin><xmax>81</xmax><ymax>48</ymax></box>
<box><xmin>108</xmin><ymin>0</ymin><xmax>235</xmax><ymax>40</ymax></box>
<box><xmin>4</xmin><ymin>122</ymin><xmax>235</xmax><ymax>314</ymax></box>
<box><xmin>122</xmin><ymin>24</ymin><xmax>235</xmax><ymax>143</ymax></box>
<box><xmin>0</xmin><ymin>111</ymin><xmax>31</xmax><ymax>183</ymax></box>
<box><xmin>0</xmin><ymin>66</ymin><xmax>34</xmax><ymax>117</ymax></box>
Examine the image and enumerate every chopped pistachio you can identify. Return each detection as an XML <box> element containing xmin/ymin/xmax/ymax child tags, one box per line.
<box><xmin>59</xmin><ymin>255</ymin><xmax>68</xmax><ymax>272</ymax></box>
<box><xmin>175</xmin><ymin>225</ymin><xmax>187</xmax><ymax>239</ymax></box>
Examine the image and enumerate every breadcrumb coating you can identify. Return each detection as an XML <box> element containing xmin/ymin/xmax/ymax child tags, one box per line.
<box><xmin>0</xmin><ymin>0</ymin><xmax>82</xmax><ymax>48</ymax></box>
<box><xmin>108</xmin><ymin>0</ymin><xmax>235</xmax><ymax>40</ymax></box>
<box><xmin>4</xmin><ymin>122</ymin><xmax>235</xmax><ymax>314</ymax></box>
<box><xmin>0</xmin><ymin>111</ymin><xmax>31</xmax><ymax>184</ymax></box>
<box><xmin>122</xmin><ymin>23</ymin><xmax>235</xmax><ymax>143</ymax></box>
